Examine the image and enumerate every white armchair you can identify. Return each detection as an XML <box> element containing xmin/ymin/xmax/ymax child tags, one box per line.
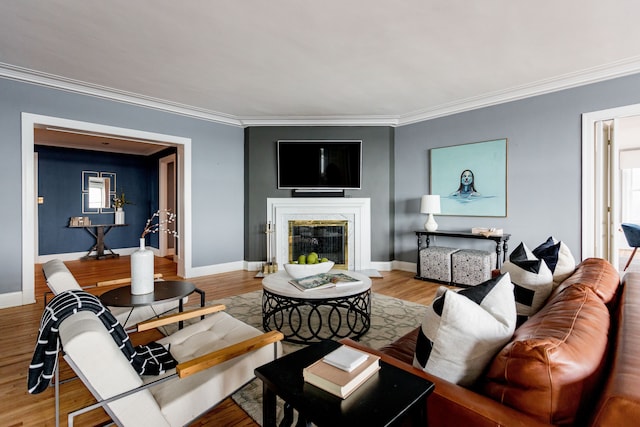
<box><xmin>53</xmin><ymin>298</ymin><xmax>283</xmax><ymax>426</ymax></box>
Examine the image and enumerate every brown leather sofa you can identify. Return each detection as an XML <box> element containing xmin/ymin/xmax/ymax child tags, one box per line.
<box><xmin>343</xmin><ymin>258</ymin><xmax>640</xmax><ymax>426</ymax></box>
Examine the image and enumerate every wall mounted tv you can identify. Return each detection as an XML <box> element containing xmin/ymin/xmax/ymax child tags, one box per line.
<box><xmin>277</xmin><ymin>140</ymin><xmax>362</xmax><ymax>190</ymax></box>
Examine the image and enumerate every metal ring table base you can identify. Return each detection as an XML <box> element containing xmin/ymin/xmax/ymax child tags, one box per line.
<box><xmin>262</xmin><ymin>288</ymin><xmax>371</xmax><ymax>344</ymax></box>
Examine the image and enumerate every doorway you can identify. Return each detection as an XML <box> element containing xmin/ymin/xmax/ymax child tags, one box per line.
<box><xmin>582</xmin><ymin>104</ymin><xmax>640</xmax><ymax>271</ymax></box>
<box><xmin>159</xmin><ymin>153</ymin><xmax>177</xmax><ymax>258</ymax></box>
<box><xmin>20</xmin><ymin>113</ymin><xmax>192</xmax><ymax>307</ymax></box>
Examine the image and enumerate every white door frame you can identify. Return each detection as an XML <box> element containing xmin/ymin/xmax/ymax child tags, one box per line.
<box><xmin>159</xmin><ymin>153</ymin><xmax>177</xmax><ymax>258</ymax></box>
<box><xmin>18</xmin><ymin>112</ymin><xmax>192</xmax><ymax>307</ymax></box>
<box><xmin>582</xmin><ymin>103</ymin><xmax>640</xmax><ymax>262</ymax></box>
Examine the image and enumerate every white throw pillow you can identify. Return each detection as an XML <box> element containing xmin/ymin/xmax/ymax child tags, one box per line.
<box><xmin>501</xmin><ymin>242</ymin><xmax>553</xmax><ymax>323</ymax></box>
<box><xmin>413</xmin><ymin>273</ymin><xmax>516</xmax><ymax>387</ymax></box>
<box><xmin>532</xmin><ymin>236</ymin><xmax>576</xmax><ymax>286</ymax></box>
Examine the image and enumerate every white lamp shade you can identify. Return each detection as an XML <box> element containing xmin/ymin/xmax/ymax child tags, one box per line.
<box><xmin>420</xmin><ymin>195</ymin><xmax>441</xmax><ymax>214</ymax></box>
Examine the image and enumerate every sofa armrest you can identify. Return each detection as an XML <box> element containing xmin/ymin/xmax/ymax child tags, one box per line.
<box><xmin>341</xmin><ymin>338</ymin><xmax>549</xmax><ymax>427</ymax></box>
<box><xmin>589</xmin><ymin>275</ymin><xmax>640</xmax><ymax>425</ymax></box>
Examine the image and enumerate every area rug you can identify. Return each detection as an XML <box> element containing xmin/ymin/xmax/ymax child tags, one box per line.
<box><xmin>204</xmin><ymin>290</ymin><xmax>427</xmax><ymax>426</ymax></box>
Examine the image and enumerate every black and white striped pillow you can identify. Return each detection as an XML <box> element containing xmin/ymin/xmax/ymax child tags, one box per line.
<box><xmin>413</xmin><ymin>273</ymin><xmax>516</xmax><ymax>387</ymax></box>
<box><xmin>501</xmin><ymin>242</ymin><xmax>553</xmax><ymax>324</ymax></box>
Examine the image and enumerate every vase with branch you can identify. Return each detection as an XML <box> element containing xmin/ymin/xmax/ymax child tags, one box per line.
<box><xmin>131</xmin><ymin>210</ymin><xmax>178</xmax><ymax>295</ymax></box>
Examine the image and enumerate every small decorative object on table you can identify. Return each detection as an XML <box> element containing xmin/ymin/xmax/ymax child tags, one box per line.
<box><xmin>130</xmin><ymin>210</ymin><xmax>178</xmax><ymax>295</ymax></box>
<box><xmin>471</xmin><ymin>227</ymin><xmax>503</xmax><ymax>236</ymax></box>
<box><xmin>112</xmin><ymin>191</ymin><xmax>132</xmax><ymax>225</ymax></box>
<box><xmin>283</xmin><ymin>260</ymin><xmax>334</xmax><ymax>279</ymax></box>
<box><xmin>420</xmin><ymin>194</ymin><xmax>441</xmax><ymax>231</ymax></box>
<box><xmin>288</xmin><ymin>271</ymin><xmax>363</xmax><ymax>292</ymax></box>
<box><xmin>303</xmin><ymin>345</ymin><xmax>380</xmax><ymax>399</ymax></box>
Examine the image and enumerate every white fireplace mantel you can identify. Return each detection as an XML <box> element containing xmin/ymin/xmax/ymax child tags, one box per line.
<box><xmin>266</xmin><ymin>198</ymin><xmax>371</xmax><ymax>270</ymax></box>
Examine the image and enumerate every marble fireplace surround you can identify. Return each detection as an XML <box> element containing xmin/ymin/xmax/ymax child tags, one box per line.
<box><xmin>266</xmin><ymin>198</ymin><xmax>371</xmax><ymax>271</ymax></box>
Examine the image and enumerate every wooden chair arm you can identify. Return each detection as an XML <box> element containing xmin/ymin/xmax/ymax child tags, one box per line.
<box><xmin>177</xmin><ymin>330</ymin><xmax>284</xmax><ymax>378</ymax></box>
<box><xmin>136</xmin><ymin>304</ymin><xmax>226</xmax><ymax>332</ymax></box>
<box><xmin>96</xmin><ymin>273</ymin><xmax>163</xmax><ymax>287</ymax></box>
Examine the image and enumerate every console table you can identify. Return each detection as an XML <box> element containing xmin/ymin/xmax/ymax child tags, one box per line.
<box><xmin>69</xmin><ymin>223</ymin><xmax>127</xmax><ymax>260</ymax></box>
<box><xmin>415</xmin><ymin>230</ymin><xmax>511</xmax><ymax>279</ymax></box>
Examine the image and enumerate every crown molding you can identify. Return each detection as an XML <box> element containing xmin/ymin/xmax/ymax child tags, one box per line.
<box><xmin>238</xmin><ymin>116</ymin><xmax>400</xmax><ymax>127</ymax></box>
<box><xmin>397</xmin><ymin>55</ymin><xmax>640</xmax><ymax>126</ymax></box>
<box><xmin>3</xmin><ymin>57</ymin><xmax>640</xmax><ymax>129</ymax></box>
<box><xmin>0</xmin><ymin>63</ymin><xmax>244</xmax><ymax>127</ymax></box>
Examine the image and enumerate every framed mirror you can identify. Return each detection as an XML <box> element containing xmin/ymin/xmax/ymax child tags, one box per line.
<box><xmin>82</xmin><ymin>171</ymin><xmax>113</xmax><ymax>213</ymax></box>
<box><xmin>88</xmin><ymin>177</ymin><xmax>110</xmax><ymax>209</ymax></box>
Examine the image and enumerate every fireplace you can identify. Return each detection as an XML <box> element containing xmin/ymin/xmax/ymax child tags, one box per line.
<box><xmin>266</xmin><ymin>198</ymin><xmax>371</xmax><ymax>271</ymax></box>
<box><xmin>289</xmin><ymin>220</ymin><xmax>348</xmax><ymax>268</ymax></box>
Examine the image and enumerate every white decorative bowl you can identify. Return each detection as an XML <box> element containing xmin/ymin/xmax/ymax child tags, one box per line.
<box><xmin>283</xmin><ymin>261</ymin><xmax>335</xmax><ymax>279</ymax></box>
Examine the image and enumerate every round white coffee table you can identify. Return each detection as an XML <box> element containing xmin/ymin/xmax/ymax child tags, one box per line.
<box><xmin>262</xmin><ymin>270</ymin><xmax>372</xmax><ymax>344</ymax></box>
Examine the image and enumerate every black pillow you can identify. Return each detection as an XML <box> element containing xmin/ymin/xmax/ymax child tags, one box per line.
<box><xmin>532</xmin><ymin>236</ymin><xmax>561</xmax><ymax>272</ymax></box>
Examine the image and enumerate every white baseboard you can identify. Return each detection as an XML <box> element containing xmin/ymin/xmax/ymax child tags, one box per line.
<box><xmin>369</xmin><ymin>261</ymin><xmax>393</xmax><ymax>271</ymax></box>
<box><xmin>392</xmin><ymin>260</ymin><xmax>417</xmax><ymax>273</ymax></box>
<box><xmin>36</xmin><ymin>247</ymin><xmax>153</xmax><ymax>263</ymax></box>
<box><xmin>0</xmin><ymin>291</ymin><xmax>32</xmax><ymax>309</ymax></box>
<box><xmin>187</xmin><ymin>261</ymin><xmax>246</xmax><ymax>278</ymax></box>
<box><xmin>33</xmin><ymin>254</ymin><xmax>415</xmax><ymax>277</ymax></box>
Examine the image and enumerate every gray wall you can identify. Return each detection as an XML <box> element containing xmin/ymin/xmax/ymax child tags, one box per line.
<box><xmin>244</xmin><ymin>126</ymin><xmax>394</xmax><ymax>263</ymax></box>
<box><xmin>0</xmin><ymin>77</ymin><xmax>244</xmax><ymax>294</ymax></box>
<box><xmin>4</xmin><ymin>71</ymin><xmax>640</xmax><ymax>295</ymax></box>
<box><xmin>394</xmin><ymin>73</ymin><xmax>640</xmax><ymax>263</ymax></box>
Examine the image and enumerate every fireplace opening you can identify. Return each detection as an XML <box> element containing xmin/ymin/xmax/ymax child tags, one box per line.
<box><xmin>288</xmin><ymin>220</ymin><xmax>348</xmax><ymax>269</ymax></box>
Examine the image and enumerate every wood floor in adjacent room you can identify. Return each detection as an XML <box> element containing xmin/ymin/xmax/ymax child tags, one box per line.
<box><xmin>0</xmin><ymin>257</ymin><xmax>443</xmax><ymax>427</ymax></box>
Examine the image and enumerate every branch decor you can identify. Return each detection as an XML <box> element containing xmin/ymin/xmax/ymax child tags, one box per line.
<box><xmin>112</xmin><ymin>191</ymin><xmax>133</xmax><ymax>209</ymax></box>
<box><xmin>141</xmin><ymin>210</ymin><xmax>179</xmax><ymax>239</ymax></box>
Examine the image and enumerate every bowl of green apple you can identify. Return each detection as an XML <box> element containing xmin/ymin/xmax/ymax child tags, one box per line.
<box><xmin>284</xmin><ymin>252</ymin><xmax>334</xmax><ymax>279</ymax></box>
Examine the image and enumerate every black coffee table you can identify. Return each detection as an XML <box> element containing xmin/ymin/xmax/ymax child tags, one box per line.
<box><xmin>99</xmin><ymin>280</ymin><xmax>205</xmax><ymax>328</ymax></box>
<box><xmin>254</xmin><ymin>340</ymin><xmax>434</xmax><ymax>427</ymax></box>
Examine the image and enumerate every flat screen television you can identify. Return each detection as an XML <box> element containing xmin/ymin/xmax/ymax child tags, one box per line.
<box><xmin>277</xmin><ymin>140</ymin><xmax>362</xmax><ymax>190</ymax></box>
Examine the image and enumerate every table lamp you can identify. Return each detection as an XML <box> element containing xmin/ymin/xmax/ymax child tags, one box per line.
<box><xmin>420</xmin><ymin>195</ymin><xmax>441</xmax><ymax>231</ymax></box>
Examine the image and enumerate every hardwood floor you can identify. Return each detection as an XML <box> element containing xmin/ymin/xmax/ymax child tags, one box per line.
<box><xmin>0</xmin><ymin>257</ymin><xmax>443</xmax><ymax>426</ymax></box>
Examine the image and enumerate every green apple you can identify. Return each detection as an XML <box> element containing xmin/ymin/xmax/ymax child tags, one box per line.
<box><xmin>307</xmin><ymin>252</ymin><xmax>318</xmax><ymax>264</ymax></box>
<box><xmin>297</xmin><ymin>254</ymin><xmax>306</xmax><ymax>264</ymax></box>
<box><xmin>321</xmin><ymin>257</ymin><xmax>329</xmax><ymax>263</ymax></box>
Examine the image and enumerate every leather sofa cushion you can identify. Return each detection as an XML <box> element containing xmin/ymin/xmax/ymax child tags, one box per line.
<box><xmin>378</xmin><ymin>327</ymin><xmax>419</xmax><ymax>365</ymax></box>
<box><xmin>482</xmin><ymin>284</ymin><xmax>610</xmax><ymax>425</ymax></box>
<box><xmin>553</xmin><ymin>257</ymin><xmax>619</xmax><ymax>304</ymax></box>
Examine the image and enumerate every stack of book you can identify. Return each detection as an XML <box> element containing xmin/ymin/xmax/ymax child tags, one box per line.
<box><xmin>303</xmin><ymin>345</ymin><xmax>380</xmax><ymax>399</ymax></box>
<box><xmin>289</xmin><ymin>272</ymin><xmax>364</xmax><ymax>292</ymax></box>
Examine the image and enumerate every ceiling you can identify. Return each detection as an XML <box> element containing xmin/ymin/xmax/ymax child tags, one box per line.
<box><xmin>33</xmin><ymin>126</ymin><xmax>171</xmax><ymax>155</ymax></box>
<box><xmin>2</xmin><ymin>1</ymin><xmax>640</xmax><ymax>128</ymax></box>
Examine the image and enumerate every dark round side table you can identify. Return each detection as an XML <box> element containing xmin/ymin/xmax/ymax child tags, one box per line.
<box><xmin>99</xmin><ymin>280</ymin><xmax>205</xmax><ymax>328</ymax></box>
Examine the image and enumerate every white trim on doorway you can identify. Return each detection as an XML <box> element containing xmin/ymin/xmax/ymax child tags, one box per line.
<box><xmin>582</xmin><ymin>103</ymin><xmax>640</xmax><ymax>262</ymax></box>
<box><xmin>11</xmin><ymin>113</ymin><xmax>193</xmax><ymax>309</ymax></box>
<box><xmin>159</xmin><ymin>153</ymin><xmax>177</xmax><ymax>258</ymax></box>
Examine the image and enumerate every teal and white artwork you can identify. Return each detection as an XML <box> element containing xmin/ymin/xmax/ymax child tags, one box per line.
<box><xmin>430</xmin><ymin>138</ymin><xmax>507</xmax><ymax>217</ymax></box>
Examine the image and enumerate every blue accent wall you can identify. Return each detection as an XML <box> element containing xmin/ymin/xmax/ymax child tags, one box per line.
<box><xmin>0</xmin><ymin>76</ymin><xmax>244</xmax><ymax>295</ymax></box>
<box><xmin>36</xmin><ymin>145</ymin><xmax>158</xmax><ymax>254</ymax></box>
